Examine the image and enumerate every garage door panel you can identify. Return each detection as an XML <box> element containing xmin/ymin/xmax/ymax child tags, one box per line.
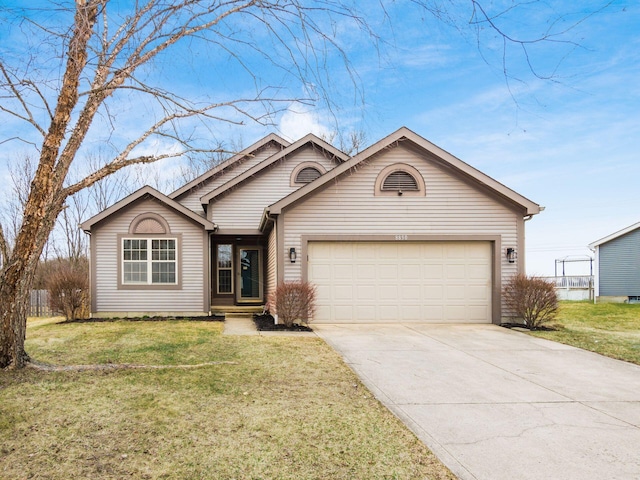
<box><xmin>423</xmin><ymin>305</ymin><xmax>444</xmax><ymax>321</ymax></box>
<box><xmin>424</xmin><ymin>264</ymin><xmax>444</xmax><ymax>279</ymax></box>
<box><xmin>446</xmin><ymin>264</ymin><xmax>466</xmax><ymax>279</ymax></box>
<box><xmin>468</xmin><ymin>285</ymin><xmax>490</xmax><ymax>301</ymax></box>
<box><xmin>334</xmin><ymin>285</ymin><xmax>353</xmax><ymax>301</ymax></box>
<box><xmin>355</xmin><ymin>244</ymin><xmax>376</xmax><ymax>259</ymax></box>
<box><xmin>355</xmin><ymin>304</ymin><xmax>376</xmax><ymax>320</ymax></box>
<box><xmin>446</xmin><ymin>305</ymin><xmax>467</xmax><ymax>321</ymax></box>
<box><xmin>467</xmin><ymin>305</ymin><xmax>490</xmax><ymax>322</ymax></box>
<box><xmin>380</xmin><ymin>285</ymin><xmax>398</xmax><ymax>300</ymax></box>
<box><xmin>468</xmin><ymin>264</ymin><xmax>490</xmax><ymax>279</ymax></box>
<box><xmin>357</xmin><ymin>264</ymin><xmax>376</xmax><ymax>279</ymax></box>
<box><xmin>423</xmin><ymin>244</ymin><xmax>445</xmax><ymax>259</ymax></box>
<box><xmin>401</xmin><ymin>284</ymin><xmax>421</xmax><ymax>300</ymax></box>
<box><xmin>309</xmin><ymin>242</ymin><xmax>491</xmax><ymax>323</ymax></box>
<box><xmin>403</xmin><ymin>264</ymin><xmax>421</xmax><ymax>279</ymax></box>
<box><xmin>378</xmin><ymin>264</ymin><xmax>398</xmax><ymax>279</ymax></box>
<box><xmin>334</xmin><ymin>305</ymin><xmax>353</xmax><ymax>318</ymax></box>
<box><xmin>379</xmin><ymin>305</ymin><xmax>400</xmax><ymax>319</ymax></box>
<box><xmin>425</xmin><ymin>285</ymin><xmax>444</xmax><ymax>299</ymax></box>
<box><xmin>334</xmin><ymin>264</ymin><xmax>354</xmax><ymax>281</ymax></box>
<box><xmin>309</xmin><ymin>263</ymin><xmax>331</xmax><ymax>281</ymax></box>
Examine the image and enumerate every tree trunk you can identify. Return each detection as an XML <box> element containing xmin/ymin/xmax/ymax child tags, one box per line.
<box><xmin>0</xmin><ymin>195</ymin><xmax>65</xmax><ymax>369</ymax></box>
<box><xmin>0</xmin><ymin>274</ymin><xmax>32</xmax><ymax>369</ymax></box>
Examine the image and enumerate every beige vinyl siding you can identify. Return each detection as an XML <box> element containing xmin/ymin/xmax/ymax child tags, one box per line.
<box><xmin>282</xmin><ymin>144</ymin><xmax>521</xmax><ymax>314</ymax></box>
<box><xmin>210</xmin><ymin>145</ymin><xmax>338</xmax><ymax>229</ymax></box>
<box><xmin>176</xmin><ymin>143</ymin><xmax>283</xmax><ymax>215</ymax></box>
<box><xmin>93</xmin><ymin>198</ymin><xmax>207</xmax><ymax>314</ymax></box>
<box><xmin>266</xmin><ymin>226</ymin><xmax>278</xmax><ymax>302</ymax></box>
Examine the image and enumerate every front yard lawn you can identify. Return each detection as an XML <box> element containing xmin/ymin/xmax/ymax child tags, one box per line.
<box><xmin>527</xmin><ymin>301</ymin><xmax>640</xmax><ymax>365</ymax></box>
<box><xmin>0</xmin><ymin>317</ymin><xmax>454</xmax><ymax>480</ymax></box>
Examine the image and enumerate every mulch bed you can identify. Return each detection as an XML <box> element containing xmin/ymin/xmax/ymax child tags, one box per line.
<box><xmin>500</xmin><ymin>323</ymin><xmax>556</xmax><ymax>331</ymax></box>
<box><xmin>253</xmin><ymin>313</ymin><xmax>313</xmax><ymax>332</ymax></box>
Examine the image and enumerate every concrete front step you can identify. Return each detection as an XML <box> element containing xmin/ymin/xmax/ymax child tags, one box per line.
<box><xmin>211</xmin><ymin>305</ymin><xmax>264</xmax><ymax>316</ymax></box>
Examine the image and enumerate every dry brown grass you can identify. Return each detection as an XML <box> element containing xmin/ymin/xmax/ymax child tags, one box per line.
<box><xmin>0</xmin><ymin>318</ymin><xmax>454</xmax><ymax>479</ymax></box>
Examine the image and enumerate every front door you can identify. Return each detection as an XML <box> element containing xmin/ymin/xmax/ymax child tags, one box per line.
<box><xmin>237</xmin><ymin>247</ymin><xmax>262</xmax><ymax>303</ymax></box>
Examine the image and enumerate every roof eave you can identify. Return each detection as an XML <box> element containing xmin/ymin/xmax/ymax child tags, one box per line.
<box><xmin>588</xmin><ymin>221</ymin><xmax>640</xmax><ymax>249</ymax></box>
<box><xmin>169</xmin><ymin>133</ymin><xmax>290</xmax><ymax>199</ymax></box>
<box><xmin>267</xmin><ymin>126</ymin><xmax>541</xmax><ymax>217</ymax></box>
<box><xmin>80</xmin><ymin>185</ymin><xmax>216</xmax><ymax>232</ymax></box>
<box><xmin>199</xmin><ymin>134</ymin><xmax>348</xmax><ymax>205</ymax></box>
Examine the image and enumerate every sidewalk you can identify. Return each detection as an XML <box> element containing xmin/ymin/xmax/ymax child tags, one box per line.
<box><xmin>223</xmin><ymin>315</ymin><xmax>316</xmax><ymax>337</ymax></box>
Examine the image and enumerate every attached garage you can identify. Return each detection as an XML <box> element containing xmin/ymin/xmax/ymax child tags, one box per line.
<box><xmin>308</xmin><ymin>241</ymin><xmax>493</xmax><ymax>323</ymax></box>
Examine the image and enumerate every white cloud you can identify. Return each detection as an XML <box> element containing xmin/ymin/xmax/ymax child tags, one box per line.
<box><xmin>277</xmin><ymin>107</ymin><xmax>332</xmax><ymax>142</ymax></box>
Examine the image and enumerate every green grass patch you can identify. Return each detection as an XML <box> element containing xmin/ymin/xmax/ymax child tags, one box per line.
<box><xmin>0</xmin><ymin>318</ymin><xmax>453</xmax><ymax>480</ymax></box>
<box><xmin>527</xmin><ymin>301</ymin><xmax>640</xmax><ymax>365</ymax></box>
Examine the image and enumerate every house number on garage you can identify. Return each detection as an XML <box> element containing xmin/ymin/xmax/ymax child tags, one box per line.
<box><xmin>395</xmin><ymin>234</ymin><xmax>409</xmax><ymax>240</ymax></box>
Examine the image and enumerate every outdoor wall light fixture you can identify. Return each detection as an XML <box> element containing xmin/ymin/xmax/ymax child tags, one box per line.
<box><xmin>289</xmin><ymin>247</ymin><xmax>297</xmax><ymax>263</ymax></box>
<box><xmin>506</xmin><ymin>248</ymin><xmax>517</xmax><ymax>264</ymax></box>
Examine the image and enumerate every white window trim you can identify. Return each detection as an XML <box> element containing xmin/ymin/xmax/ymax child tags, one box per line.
<box><xmin>122</xmin><ymin>237</ymin><xmax>179</xmax><ymax>286</ymax></box>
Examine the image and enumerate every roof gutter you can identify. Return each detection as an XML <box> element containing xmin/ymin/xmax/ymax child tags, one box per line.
<box><xmin>259</xmin><ymin>208</ymin><xmax>273</xmax><ymax>232</ymax></box>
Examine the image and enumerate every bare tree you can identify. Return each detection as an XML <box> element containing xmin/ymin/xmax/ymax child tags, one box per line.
<box><xmin>1</xmin><ymin>156</ymin><xmax>37</xmax><ymax>252</ymax></box>
<box><xmin>323</xmin><ymin>129</ymin><xmax>367</xmax><ymax>156</ymax></box>
<box><xmin>0</xmin><ymin>0</ymin><xmax>368</xmax><ymax>368</ymax></box>
<box><xmin>83</xmin><ymin>152</ymin><xmax>135</xmax><ymax>212</ymax></box>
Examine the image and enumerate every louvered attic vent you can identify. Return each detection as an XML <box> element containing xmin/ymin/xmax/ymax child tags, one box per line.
<box><xmin>296</xmin><ymin>166</ymin><xmax>322</xmax><ymax>184</ymax></box>
<box><xmin>382</xmin><ymin>171</ymin><xmax>419</xmax><ymax>191</ymax></box>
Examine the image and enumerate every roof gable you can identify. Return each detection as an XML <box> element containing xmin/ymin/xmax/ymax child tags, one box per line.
<box><xmin>80</xmin><ymin>186</ymin><xmax>217</xmax><ymax>232</ymax></box>
<box><xmin>199</xmin><ymin>133</ymin><xmax>347</xmax><ymax>205</ymax></box>
<box><xmin>169</xmin><ymin>133</ymin><xmax>290</xmax><ymax>200</ymax></box>
<box><xmin>589</xmin><ymin>221</ymin><xmax>640</xmax><ymax>249</ymax></box>
<box><xmin>266</xmin><ymin>126</ymin><xmax>540</xmax><ymax>217</ymax></box>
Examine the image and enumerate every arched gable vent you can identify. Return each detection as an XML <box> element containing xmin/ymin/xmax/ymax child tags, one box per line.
<box><xmin>129</xmin><ymin>213</ymin><xmax>170</xmax><ymax>234</ymax></box>
<box><xmin>382</xmin><ymin>171</ymin><xmax>419</xmax><ymax>191</ymax></box>
<box><xmin>296</xmin><ymin>166</ymin><xmax>322</xmax><ymax>184</ymax></box>
<box><xmin>374</xmin><ymin>163</ymin><xmax>425</xmax><ymax>197</ymax></box>
<box><xmin>290</xmin><ymin>162</ymin><xmax>326</xmax><ymax>186</ymax></box>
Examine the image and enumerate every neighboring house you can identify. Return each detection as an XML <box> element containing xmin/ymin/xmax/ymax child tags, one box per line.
<box><xmin>589</xmin><ymin>222</ymin><xmax>640</xmax><ymax>303</ymax></box>
<box><xmin>81</xmin><ymin>127</ymin><xmax>541</xmax><ymax>323</ymax></box>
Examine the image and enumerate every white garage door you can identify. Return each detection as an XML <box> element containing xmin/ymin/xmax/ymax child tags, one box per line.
<box><xmin>308</xmin><ymin>241</ymin><xmax>492</xmax><ymax>323</ymax></box>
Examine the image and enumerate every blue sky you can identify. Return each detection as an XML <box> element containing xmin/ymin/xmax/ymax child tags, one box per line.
<box><xmin>1</xmin><ymin>1</ymin><xmax>638</xmax><ymax>275</ymax></box>
<box><xmin>266</xmin><ymin>0</ymin><xmax>640</xmax><ymax>276</ymax></box>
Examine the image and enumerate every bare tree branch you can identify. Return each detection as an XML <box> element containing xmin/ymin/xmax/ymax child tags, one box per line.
<box><xmin>0</xmin><ymin>62</ymin><xmax>47</xmax><ymax>136</ymax></box>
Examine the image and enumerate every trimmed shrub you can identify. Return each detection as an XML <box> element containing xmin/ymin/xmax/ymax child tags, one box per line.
<box><xmin>45</xmin><ymin>258</ymin><xmax>90</xmax><ymax>321</ymax></box>
<box><xmin>269</xmin><ymin>281</ymin><xmax>317</xmax><ymax>328</ymax></box>
<box><xmin>503</xmin><ymin>273</ymin><xmax>558</xmax><ymax>329</ymax></box>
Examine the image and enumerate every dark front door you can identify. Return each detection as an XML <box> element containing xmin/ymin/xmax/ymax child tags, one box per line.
<box><xmin>237</xmin><ymin>247</ymin><xmax>262</xmax><ymax>302</ymax></box>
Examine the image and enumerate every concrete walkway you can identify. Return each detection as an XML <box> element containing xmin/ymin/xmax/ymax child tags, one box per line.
<box><xmin>223</xmin><ymin>315</ymin><xmax>316</xmax><ymax>337</ymax></box>
<box><xmin>313</xmin><ymin>323</ymin><xmax>640</xmax><ymax>480</ymax></box>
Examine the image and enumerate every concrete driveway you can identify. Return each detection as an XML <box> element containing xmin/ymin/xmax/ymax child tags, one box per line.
<box><xmin>313</xmin><ymin>323</ymin><xmax>640</xmax><ymax>480</ymax></box>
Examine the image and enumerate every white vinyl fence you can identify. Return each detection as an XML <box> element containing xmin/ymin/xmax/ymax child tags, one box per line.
<box><xmin>544</xmin><ymin>276</ymin><xmax>594</xmax><ymax>301</ymax></box>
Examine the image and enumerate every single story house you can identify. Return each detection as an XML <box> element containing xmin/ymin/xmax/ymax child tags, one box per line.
<box><xmin>80</xmin><ymin>127</ymin><xmax>541</xmax><ymax>323</ymax></box>
<box><xmin>589</xmin><ymin>221</ymin><xmax>640</xmax><ymax>303</ymax></box>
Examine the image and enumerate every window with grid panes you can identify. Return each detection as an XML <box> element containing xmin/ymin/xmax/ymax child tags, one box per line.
<box><xmin>122</xmin><ymin>238</ymin><xmax>177</xmax><ymax>284</ymax></box>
